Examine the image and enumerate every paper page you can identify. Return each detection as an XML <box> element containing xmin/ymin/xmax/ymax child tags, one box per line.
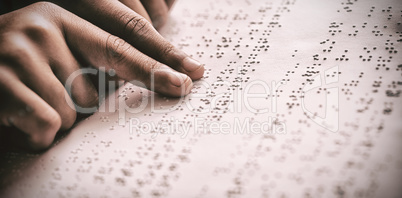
<box><xmin>0</xmin><ymin>0</ymin><xmax>401</xmax><ymax>197</ymax></box>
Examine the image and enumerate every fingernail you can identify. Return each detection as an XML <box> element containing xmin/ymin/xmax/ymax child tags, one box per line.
<box><xmin>168</xmin><ymin>71</ymin><xmax>190</xmax><ymax>87</ymax></box>
<box><xmin>183</xmin><ymin>57</ymin><xmax>203</xmax><ymax>72</ymax></box>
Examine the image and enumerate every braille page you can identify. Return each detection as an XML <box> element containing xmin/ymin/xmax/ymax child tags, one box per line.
<box><xmin>1</xmin><ymin>0</ymin><xmax>401</xmax><ymax>197</ymax></box>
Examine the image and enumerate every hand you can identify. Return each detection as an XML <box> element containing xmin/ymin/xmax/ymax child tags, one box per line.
<box><xmin>118</xmin><ymin>0</ymin><xmax>176</xmax><ymax>29</ymax></box>
<box><xmin>0</xmin><ymin>2</ymin><xmax>204</xmax><ymax>151</ymax></box>
<box><xmin>51</xmin><ymin>0</ymin><xmax>191</xmax><ymax>71</ymax></box>
<box><xmin>7</xmin><ymin>0</ymin><xmax>177</xmax><ymax>29</ymax></box>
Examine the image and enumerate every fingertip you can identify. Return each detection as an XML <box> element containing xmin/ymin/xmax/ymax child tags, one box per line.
<box><xmin>168</xmin><ymin>70</ymin><xmax>189</xmax><ymax>86</ymax></box>
<box><xmin>182</xmin><ymin>57</ymin><xmax>205</xmax><ymax>80</ymax></box>
<box><xmin>28</xmin><ymin>109</ymin><xmax>62</xmax><ymax>151</ymax></box>
<box><xmin>178</xmin><ymin>75</ymin><xmax>193</xmax><ymax>96</ymax></box>
<box><xmin>188</xmin><ymin>63</ymin><xmax>205</xmax><ymax>80</ymax></box>
<box><xmin>166</xmin><ymin>71</ymin><xmax>193</xmax><ymax>97</ymax></box>
<box><xmin>150</xmin><ymin>67</ymin><xmax>193</xmax><ymax>97</ymax></box>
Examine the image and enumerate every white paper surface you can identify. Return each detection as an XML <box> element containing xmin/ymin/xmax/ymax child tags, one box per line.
<box><xmin>1</xmin><ymin>0</ymin><xmax>401</xmax><ymax>197</ymax></box>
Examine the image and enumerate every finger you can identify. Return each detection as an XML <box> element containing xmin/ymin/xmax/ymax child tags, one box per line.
<box><xmin>0</xmin><ymin>67</ymin><xmax>61</xmax><ymax>151</ymax></box>
<box><xmin>119</xmin><ymin>0</ymin><xmax>152</xmax><ymax>22</ymax></box>
<box><xmin>0</xmin><ymin>34</ymin><xmax>77</xmax><ymax>130</ymax></box>
<box><xmin>28</xmin><ymin>62</ymin><xmax>78</xmax><ymax>130</ymax></box>
<box><xmin>165</xmin><ymin>0</ymin><xmax>176</xmax><ymax>10</ymax></box>
<box><xmin>45</xmin><ymin>31</ymin><xmax>99</xmax><ymax>114</ymax></box>
<box><xmin>57</xmin><ymin>0</ymin><xmax>205</xmax><ymax>81</ymax></box>
<box><xmin>58</xmin><ymin>9</ymin><xmax>193</xmax><ymax>97</ymax></box>
<box><xmin>140</xmin><ymin>0</ymin><xmax>169</xmax><ymax>29</ymax></box>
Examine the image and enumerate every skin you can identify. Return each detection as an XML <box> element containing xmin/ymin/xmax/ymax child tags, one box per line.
<box><xmin>0</xmin><ymin>1</ymin><xmax>204</xmax><ymax>151</ymax></box>
<box><xmin>5</xmin><ymin>0</ymin><xmax>176</xmax><ymax>29</ymax></box>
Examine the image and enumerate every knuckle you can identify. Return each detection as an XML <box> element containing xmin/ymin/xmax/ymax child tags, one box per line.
<box><xmin>138</xmin><ymin>59</ymin><xmax>160</xmax><ymax>80</ymax></box>
<box><xmin>15</xmin><ymin>5</ymin><xmax>58</xmax><ymax>41</ymax></box>
<box><xmin>160</xmin><ymin>43</ymin><xmax>175</xmax><ymax>59</ymax></box>
<box><xmin>36</xmin><ymin>108</ymin><xmax>62</xmax><ymax>133</ymax></box>
<box><xmin>0</xmin><ymin>35</ymin><xmax>34</xmax><ymax>70</ymax></box>
<box><xmin>21</xmin><ymin>17</ymin><xmax>54</xmax><ymax>41</ymax></box>
<box><xmin>122</xmin><ymin>13</ymin><xmax>151</xmax><ymax>39</ymax></box>
<box><xmin>148</xmin><ymin>59</ymin><xmax>160</xmax><ymax>71</ymax></box>
<box><xmin>30</xmin><ymin>2</ymin><xmax>60</xmax><ymax>13</ymax></box>
<box><xmin>28</xmin><ymin>2</ymin><xmax>66</xmax><ymax>27</ymax></box>
<box><xmin>105</xmin><ymin>35</ymin><xmax>131</xmax><ymax>67</ymax></box>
